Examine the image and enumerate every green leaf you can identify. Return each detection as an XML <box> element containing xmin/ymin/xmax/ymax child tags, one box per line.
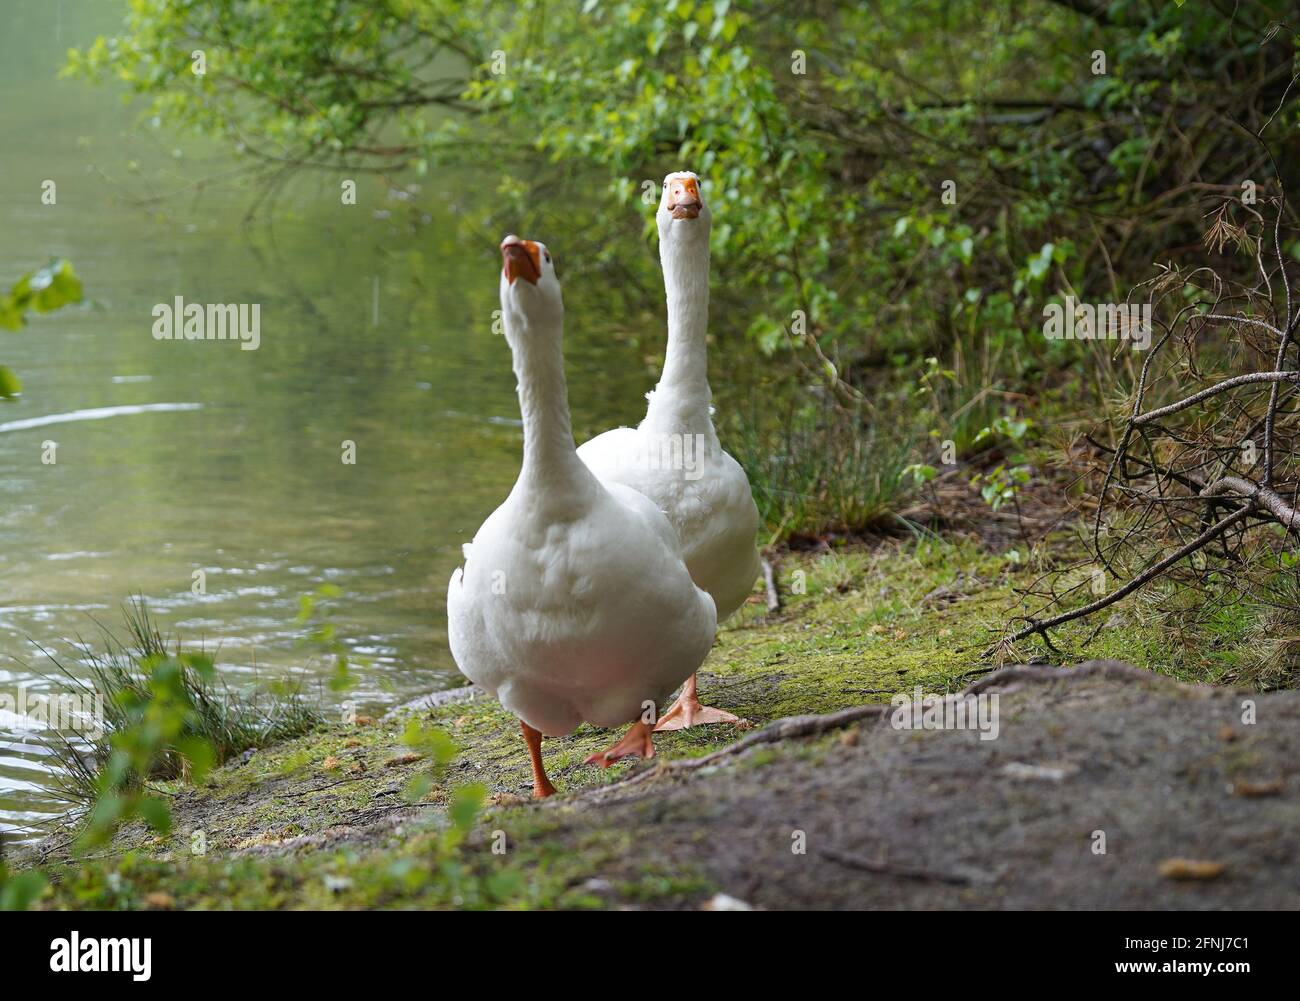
<box><xmin>176</xmin><ymin>736</ymin><xmax>216</xmax><ymax>783</ymax></box>
<box><xmin>28</xmin><ymin>260</ymin><xmax>84</xmax><ymax>313</ymax></box>
<box><xmin>0</xmin><ymin>869</ymin><xmax>47</xmax><ymax>911</ymax></box>
<box><xmin>0</xmin><ymin>303</ymin><xmax>22</xmax><ymax>331</ymax></box>
<box><xmin>485</xmin><ymin>869</ymin><xmax>524</xmax><ymax>901</ymax></box>
<box><xmin>327</xmin><ymin>657</ymin><xmax>356</xmax><ymax>692</ymax></box>
<box><xmin>449</xmin><ymin>782</ymin><xmax>486</xmax><ymax>831</ymax></box>
<box><xmin>136</xmin><ymin>795</ymin><xmax>173</xmax><ymax>835</ymax></box>
<box><xmin>403</xmin><ymin>772</ymin><xmax>434</xmax><ymax>802</ymax></box>
<box><xmin>746</xmin><ymin>314</ymin><xmax>785</xmax><ymax>355</ymax></box>
<box><xmin>0</xmin><ymin>366</ymin><xmax>22</xmax><ymax>399</ymax></box>
<box><xmin>180</xmin><ymin>652</ymin><xmax>216</xmax><ymax>680</ymax></box>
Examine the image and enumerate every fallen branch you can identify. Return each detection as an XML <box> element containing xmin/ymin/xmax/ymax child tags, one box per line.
<box><xmin>592</xmin><ymin>702</ymin><xmax>890</xmax><ymax>793</ymax></box>
<box><xmin>996</xmin><ymin>505</ymin><xmax>1254</xmax><ymax>651</ymax></box>
<box><xmin>588</xmin><ymin>661</ymin><xmax>1186</xmax><ymax>802</ymax></box>
<box><xmin>1020</xmin><ymin>175</ymin><xmax>1300</xmax><ymax>650</ymax></box>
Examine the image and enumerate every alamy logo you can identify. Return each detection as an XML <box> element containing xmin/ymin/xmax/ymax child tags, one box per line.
<box><xmin>1042</xmin><ymin>296</ymin><xmax>1152</xmax><ymax>350</ymax></box>
<box><xmin>151</xmin><ymin>296</ymin><xmax>261</xmax><ymax>350</ymax></box>
<box><xmin>49</xmin><ymin>933</ymin><xmax>152</xmax><ymax>981</ymax></box>
<box><xmin>0</xmin><ymin>683</ymin><xmax>104</xmax><ymax>740</ymax></box>
<box><xmin>890</xmin><ymin>686</ymin><xmax>1000</xmax><ymax>741</ymax></box>
<box><xmin>610</xmin><ymin>432</ymin><xmax>710</xmax><ymax>481</ymax></box>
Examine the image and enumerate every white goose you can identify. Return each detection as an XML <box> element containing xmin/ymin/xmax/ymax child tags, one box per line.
<box><xmin>578</xmin><ymin>172</ymin><xmax>761</xmax><ymax>730</ymax></box>
<box><xmin>447</xmin><ymin>235</ymin><xmax>718</xmax><ymax>795</ymax></box>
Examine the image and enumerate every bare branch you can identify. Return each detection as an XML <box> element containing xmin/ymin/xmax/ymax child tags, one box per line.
<box><xmin>1132</xmin><ymin>371</ymin><xmax>1300</xmax><ymax>426</ymax></box>
<box><xmin>1000</xmin><ymin>506</ymin><xmax>1254</xmax><ymax>649</ymax></box>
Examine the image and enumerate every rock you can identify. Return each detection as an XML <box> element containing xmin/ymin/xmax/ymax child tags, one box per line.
<box><xmin>702</xmin><ymin>893</ymin><xmax>753</xmax><ymax>911</ymax></box>
<box><xmin>382</xmin><ymin>685</ymin><xmax>485</xmax><ymax>721</ymax></box>
<box><xmin>1000</xmin><ymin>761</ymin><xmax>1078</xmax><ymax>782</ymax></box>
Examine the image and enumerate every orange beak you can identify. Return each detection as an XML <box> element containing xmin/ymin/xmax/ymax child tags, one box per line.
<box><xmin>666</xmin><ymin>176</ymin><xmax>702</xmax><ymax>220</ymax></box>
<box><xmin>501</xmin><ymin>235</ymin><xmax>542</xmax><ymax>285</ymax></box>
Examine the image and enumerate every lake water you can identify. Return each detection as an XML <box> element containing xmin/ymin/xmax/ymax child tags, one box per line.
<box><xmin>0</xmin><ymin>1</ymin><xmax>684</xmax><ymax>843</ymax></box>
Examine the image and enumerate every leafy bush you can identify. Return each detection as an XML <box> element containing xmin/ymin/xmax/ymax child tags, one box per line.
<box><xmin>65</xmin><ymin>2</ymin><xmax>1297</xmax><ymax>406</ymax></box>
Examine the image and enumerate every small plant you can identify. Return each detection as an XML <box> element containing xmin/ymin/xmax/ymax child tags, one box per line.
<box><xmin>400</xmin><ymin>719</ymin><xmax>487</xmax><ymax>830</ymax></box>
<box><xmin>297</xmin><ymin>584</ymin><xmax>366</xmax><ymax>693</ymax></box>
<box><xmin>44</xmin><ymin>601</ymin><xmax>322</xmax><ymax>841</ymax></box>
<box><xmin>0</xmin><ymin>841</ymin><xmax>47</xmax><ymax>911</ymax></box>
<box><xmin>970</xmin><ymin>464</ymin><xmax>1031</xmax><ymax>513</ymax></box>
<box><xmin>77</xmin><ymin>648</ymin><xmax>220</xmax><ymax>847</ymax></box>
<box><xmin>1231</xmin><ymin>568</ymin><xmax>1300</xmax><ymax>690</ymax></box>
<box><xmin>972</xmin><ymin>413</ymin><xmax>1032</xmax><ymax>450</ymax></box>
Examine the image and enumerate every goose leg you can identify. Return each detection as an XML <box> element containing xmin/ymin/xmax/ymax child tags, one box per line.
<box><xmin>584</xmin><ymin>720</ymin><xmax>656</xmax><ymax>768</ymax></box>
<box><xmin>520</xmin><ymin>720</ymin><xmax>557</xmax><ymax>798</ymax></box>
<box><xmin>653</xmin><ymin>674</ymin><xmax>741</xmax><ymax>731</ymax></box>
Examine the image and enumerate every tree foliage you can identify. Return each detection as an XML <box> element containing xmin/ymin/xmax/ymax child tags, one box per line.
<box><xmin>68</xmin><ymin>2</ymin><xmax>1298</xmax><ymax>403</ymax></box>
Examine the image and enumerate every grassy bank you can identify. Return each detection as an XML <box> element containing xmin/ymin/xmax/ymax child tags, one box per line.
<box><xmin>13</xmin><ymin>527</ymin><xmax>1285</xmax><ymax>911</ymax></box>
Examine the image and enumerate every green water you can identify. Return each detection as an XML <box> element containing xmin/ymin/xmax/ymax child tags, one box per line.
<box><xmin>0</xmin><ymin>1</ymin><xmax>661</xmax><ymax>842</ymax></box>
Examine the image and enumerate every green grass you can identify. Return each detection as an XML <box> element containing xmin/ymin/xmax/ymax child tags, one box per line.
<box><xmin>41</xmin><ymin>600</ymin><xmax>323</xmax><ymax>804</ymax></box>
<box><xmin>728</xmin><ymin>403</ymin><xmax>917</xmax><ymax>544</ymax></box>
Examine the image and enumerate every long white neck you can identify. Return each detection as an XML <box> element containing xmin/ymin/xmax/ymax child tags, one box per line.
<box><xmin>508</xmin><ymin>314</ymin><xmax>589</xmax><ymax>494</ymax></box>
<box><xmin>644</xmin><ymin>230</ymin><xmax>714</xmax><ymax>436</ymax></box>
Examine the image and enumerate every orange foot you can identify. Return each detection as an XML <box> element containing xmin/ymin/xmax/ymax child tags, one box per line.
<box><xmin>654</xmin><ymin>674</ymin><xmax>743</xmax><ymax>732</ymax></box>
<box><xmin>585</xmin><ymin>721</ymin><xmax>656</xmax><ymax>769</ymax></box>
<box><xmin>531</xmin><ymin>770</ymin><xmax>557</xmax><ymax>798</ymax></box>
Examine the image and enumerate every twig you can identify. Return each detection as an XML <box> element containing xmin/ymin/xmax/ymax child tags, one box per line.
<box><xmin>271</xmin><ymin>775</ymin><xmax>372</xmax><ymax>800</ymax></box>
<box><xmin>1132</xmin><ymin>371</ymin><xmax>1300</xmax><ymax>426</ymax></box>
<box><xmin>1200</xmin><ymin>476</ymin><xmax>1300</xmax><ymax>529</ymax></box>
<box><xmin>593</xmin><ymin>703</ymin><xmax>890</xmax><ymax>793</ymax></box>
<box><xmin>761</xmin><ymin>557</ymin><xmax>781</xmax><ymax>613</ymax></box>
<box><xmin>996</xmin><ymin>505</ymin><xmax>1254</xmax><ymax>650</ymax></box>
<box><xmin>817</xmin><ymin>846</ymin><xmax>975</xmax><ymax>885</ymax></box>
<box><xmin>1031</xmin><ymin>175</ymin><xmax>1299</xmax><ymax>649</ymax></box>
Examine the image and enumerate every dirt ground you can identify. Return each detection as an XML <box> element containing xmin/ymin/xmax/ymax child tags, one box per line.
<box><xmin>519</xmin><ymin>661</ymin><xmax>1300</xmax><ymax>909</ymax></box>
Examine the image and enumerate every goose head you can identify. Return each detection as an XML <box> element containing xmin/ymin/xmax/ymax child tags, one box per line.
<box><xmin>657</xmin><ymin>171</ymin><xmax>711</xmax><ymax>246</ymax></box>
<box><xmin>499</xmin><ymin>234</ymin><xmax>563</xmax><ymax>340</ymax></box>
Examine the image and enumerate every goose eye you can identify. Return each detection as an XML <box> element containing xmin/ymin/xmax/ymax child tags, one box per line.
<box><xmin>544</xmin><ymin>252</ymin><xmax>552</xmax><ymax>264</ymax></box>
